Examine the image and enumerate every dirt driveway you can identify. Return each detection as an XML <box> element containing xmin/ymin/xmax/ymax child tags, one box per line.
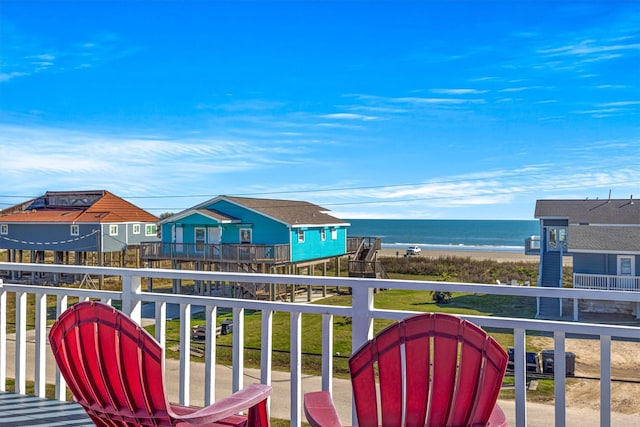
<box><xmin>528</xmin><ymin>336</ymin><xmax>640</xmax><ymax>415</ymax></box>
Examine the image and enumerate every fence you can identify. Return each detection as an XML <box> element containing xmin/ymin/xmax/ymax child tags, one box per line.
<box><xmin>1</xmin><ymin>262</ymin><xmax>640</xmax><ymax>426</ymax></box>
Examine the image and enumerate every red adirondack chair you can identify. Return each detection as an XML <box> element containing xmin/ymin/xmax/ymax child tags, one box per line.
<box><xmin>49</xmin><ymin>301</ymin><xmax>272</xmax><ymax>427</ymax></box>
<box><xmin>304</xmin><ymin>312</ymin><xmax>508</xmax><ymax>427</ymax></box>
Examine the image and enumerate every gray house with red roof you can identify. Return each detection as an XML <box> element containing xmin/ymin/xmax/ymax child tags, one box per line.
<box><xmin>0</xmin><ymin>190</ymin><xmax>159</xmax><ymax>264</ymax></box>
<box><xmin>534</xmin><ymin>198</ymin><xmax>640</xmax><ymax>319</ymax></box>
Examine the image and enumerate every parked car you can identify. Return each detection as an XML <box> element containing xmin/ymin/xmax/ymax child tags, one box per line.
<box><xmin>406</xmin><ymin>246</ymin><xmax>422</xmax><ymax>256</ymax></box>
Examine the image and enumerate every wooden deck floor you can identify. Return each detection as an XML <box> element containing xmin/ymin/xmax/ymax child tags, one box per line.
<box><xmin>0</xmin><ymin>392</ymin><xmax>92</xmax><ymax>427</ymax></box>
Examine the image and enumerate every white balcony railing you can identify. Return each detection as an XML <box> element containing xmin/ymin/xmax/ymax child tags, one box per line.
<box><xmin>574</xmin><ymin>272</ymin><xmax>640</xmax><ymax>292</ymax></box>
<box><xmin>1</xmin><ymin>262</ymin><xmax>640</xmax><ymax>427</ymax></box>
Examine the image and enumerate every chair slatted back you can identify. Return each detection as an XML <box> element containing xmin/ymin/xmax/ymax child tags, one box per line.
<box><xmin>49</xmin><ymin>301</ymin><xmax>172</xmax><ymax>427</ymax></box>
<box><xmin>349</xmin><ymin>313</ymin><xmax>508</xmax><ymax>427</ymax></box>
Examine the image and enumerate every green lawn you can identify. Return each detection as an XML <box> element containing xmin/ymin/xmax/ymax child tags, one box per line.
<box><xmin>153</xmin><ymin>288</ymin><xmax>541</xmax><ymax>381</ymax></box>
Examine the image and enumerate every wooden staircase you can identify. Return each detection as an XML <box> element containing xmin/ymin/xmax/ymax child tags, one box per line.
<box><xmin>348</xmin><ymin>237</ymin><xmax>388</xmax><ymax>279</ymax></box>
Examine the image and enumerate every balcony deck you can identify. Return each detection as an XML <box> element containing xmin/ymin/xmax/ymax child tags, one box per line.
<box><xmin>0</xmin><ymin>391</ymin><xmax>92</xmax><ymax>426</ymax></box>
<box><xmin>1</xmin><ymin>262</ymin><xmax>640</xmax><ymax>426</ymax></box>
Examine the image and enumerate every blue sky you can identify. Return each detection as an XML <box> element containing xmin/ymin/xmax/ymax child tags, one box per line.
<box><xmin>1</xmin><ymin>1</ymin><xmax>639</xmax><ymax>220</ymax></box>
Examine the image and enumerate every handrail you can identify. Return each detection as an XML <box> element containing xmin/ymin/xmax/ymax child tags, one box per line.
<box><xmin>574</xmin><ymin>272</ymin><xmax>640</xmax><ymax>291</ymax></box>
<box><xmin>1</xmin><ymin>262</ymin><xmax>639</xmax><ymax>427</ymax></box>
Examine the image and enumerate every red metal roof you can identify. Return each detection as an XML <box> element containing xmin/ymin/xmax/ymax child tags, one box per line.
<box><xmin>0</xmin><ymin>191</ymin><xmax>158</xmax><ymax>223</ymax></box>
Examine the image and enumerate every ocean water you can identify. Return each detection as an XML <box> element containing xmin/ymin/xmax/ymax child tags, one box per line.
<box><xmin>346</xmin><ymin>219</ymin><xmax>539</xmax><ymax>253</ymax></box>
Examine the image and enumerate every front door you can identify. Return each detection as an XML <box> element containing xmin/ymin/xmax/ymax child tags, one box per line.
<box><xmin>546</xmin><ymin>227</ymin><xmax>567</xmax><ymax>252</ymax></box>
<box><xmin>174</xmin><ymin>226</ymin><xmax>183</xmax><ymax>253</ymax></box>
<box><xmin>195</xmin><ymin>227</ymin><xmax>206</xmax><ymax>253</ymax></box>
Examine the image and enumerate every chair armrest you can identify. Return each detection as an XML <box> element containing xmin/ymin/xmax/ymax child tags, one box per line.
<box><xmin>304</xmin><ymin>391</ymin><xmax>343</xmax><ymax>427</ymax></box>
<box><xmin>489</xmin><ymin>403</ymin><xmax>508</xmax><ymax>427</ymax></box>
<box><xmin>172</xmin><ymin>383</ymin><xmax>272</xmax><ymax>425</ymax></box>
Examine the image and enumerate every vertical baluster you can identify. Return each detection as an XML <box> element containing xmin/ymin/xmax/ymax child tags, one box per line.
<box><xmin>232</xmin><ymin>307</ymin><xmax>244</xmax><ymax>392</ymax></box>
<box><xmin>600</xmin><ymin>335</ymin><xmax>612</xmax><ymax>427</ymax></box>
<box><xmin>322</xmin><ymin>314</ymin><xmax>334</xmax><ymax>394</ymax></box>
<box><xmin>55</xmin><ymin>295</ymin><xmax>68</xmax><ymax>401</ymax></box>
<box><xmin>204</xmin><ymin>305</ymin><xmax>217</xmax><ymax>405</ymax></box>
<box><xmin>0</xmin><ymin>282</ymin><xmax>6</xmax><ymax>392</ymax></box>
<box><xmin>34</xmin><ymin>293</ymin><xmax>47</xmax><ymax>397</ymax></box>
<box><xmin>179</xmin><ymin>303</ymin><xmax>191</xmax><ymax>405</ymax></box>
<box><xmin>513</xmin><ymin>328</ymin><xmax>528</xmax><ymax>427</ymax></box>
<box><xmin>290</xmin><ymin>311</ymin><xmax>302</xmax><ymax>427</ymax></box>
<box><xmin>15</xmin><ymin>291</ymin><xmax>27</xmax><ymax>394</ymax></box>
<box><xmin>554</xmin><ymin>331</ymin><xmax>567</xmax><ymax>427</ymax></box>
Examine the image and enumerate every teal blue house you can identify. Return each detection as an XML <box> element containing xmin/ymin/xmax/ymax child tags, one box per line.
<box><xmin>141</xmin><ymin>195</ymin><xmax>351</xmax><ymax>267</ymax></box>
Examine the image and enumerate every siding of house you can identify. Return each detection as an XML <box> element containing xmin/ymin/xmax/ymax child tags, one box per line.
<box><xmin>126</xmin><ymin>223</ymin><xmax>158</xmax><ymax>245</ymax></box>
<box><xmin>100</xmin><ymin>223</ymin><xmax>128</xmax><ymax>252</ymax></box>
<box><xmin>206</xmin><ymin>200</ymin><xmax>289</xmax><ymax>245</ymax></box>
<box><xmin>290</xmin><ymin>226</ymin><xmax>347</xmax><ymax>262</ymax></box>
<box><xmin>573</xmin><ymin>253</ymin><xmax>607</xmax><ymax>274</ymax></box>
<box><xmin>0</xmin><ymin>223</ymin><xmax>100</xmax><ymax>252</ymax></box>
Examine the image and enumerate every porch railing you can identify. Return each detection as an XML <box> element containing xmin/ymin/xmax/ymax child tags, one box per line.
<box><xmin>140</xmin><ymin>242</ymin><xmax>290</xmax><ymax>264</ymax></box>
<box><xmin>574</xmin><ymin>272</ymin><xmax>640</xmax><ymax>291</ymax></box>
<box><xmin>1</xmin><ymin>262</ymin><xmax>640</xmax><ymax>427</ymax></box>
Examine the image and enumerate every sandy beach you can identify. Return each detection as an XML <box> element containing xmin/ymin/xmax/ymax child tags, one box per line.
<box><xmin>378</xmin><ymin>247</ymin><xmax>574</xmax><ymax>265</ymax></box>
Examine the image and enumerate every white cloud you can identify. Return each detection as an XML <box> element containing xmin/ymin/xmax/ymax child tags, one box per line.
<box><xmin>430</xmin><ymin>88</ymin><xmax>488</xmax><ymax>95</ymax></box>
<box><xmin>0</xmin><ymin>71</ymin><xmax>29</xmax><ymax>82</ymax></box>
<box><xmin>392</xmin><ymin>97</ymin><xmax>484</xmax><ymax>105</ymax></box>
<box><xmin>319</xmin><ymin>113</ymin><xmax>380</xmax><ymax>121</ymax></box>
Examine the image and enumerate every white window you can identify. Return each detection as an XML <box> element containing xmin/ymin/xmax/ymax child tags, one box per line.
<box><xmin>320</xmin><ymin>228</ymin><xmax>326</xmax><ymax>241</ymax></box>
<box><xmin>0</xmin><ymin>224</ymin><xmax>7</xmax><ymax>235</ymax></box>
<box><xmin>133</xmin><ymin>224</ymin><xmax>141</xmax><ymax>234</ymax></box>
<box><xmin>145</xmin><ymin>224</ymin><xmax>157</xmax><ymax>236</ymax></box>
<box><xmin>70</xmin><ymin>224</ymin><xmax>79</xmax><ymax>236</ymax></box>
<box><xmin>240</xmin><ymin>228</ymin><xmax>252</xmax><ymax>244</ymax></box>
<box><xmin>331</xmin><ymin>228</ymin><xmax>338</xmax><ymax>240</ymax></box>
<box><xmin>617</xmin><ymin>256</ymin><xmax>635</xmax><ymax>276</ymax></box>
<box><xmin>297</xmin><ymin>229</ymin><xmax>305</xmax><ymax>243</ymax></box>
<box><xmin>109</xmin><ymin>225</ymin><xmax>118</xmax><ymax>236</ymax></box>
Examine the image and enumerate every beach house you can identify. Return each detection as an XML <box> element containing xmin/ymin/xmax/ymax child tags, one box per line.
<box><xmin>141</xmin><ymin>194</ymin><xmax>361</xmax><ymax>270</ymax></box>
<box><xmin>534</xmin><ymin>197</ymin><xmax>640</xmax><ymax>319</ymax></box>
<box><xmin>0</xmin><ymin>190</ymin><xmax>159</xmax><ymax>282</ymax></box>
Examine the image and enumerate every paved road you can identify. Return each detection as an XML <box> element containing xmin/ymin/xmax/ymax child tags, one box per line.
<box><xmin>5</xmin><ymin>329</ymin><xmax>639</xmax><ymax>426</ymax></box>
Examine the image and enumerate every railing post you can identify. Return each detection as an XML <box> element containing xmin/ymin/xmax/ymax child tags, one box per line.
<box><xmin>351</xmin><ymin>283</ymin><xmax>374</xmax><ymax>349</ymax></box>
<box><xmin>350</xmin><ymin>282</ymin><xmax>373</xmax><ymax>426</ymax></box>
<box><xmin>121</xmin><ymin>271</ymin><xmax>142</xmax><ymax>325</ymax></box>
